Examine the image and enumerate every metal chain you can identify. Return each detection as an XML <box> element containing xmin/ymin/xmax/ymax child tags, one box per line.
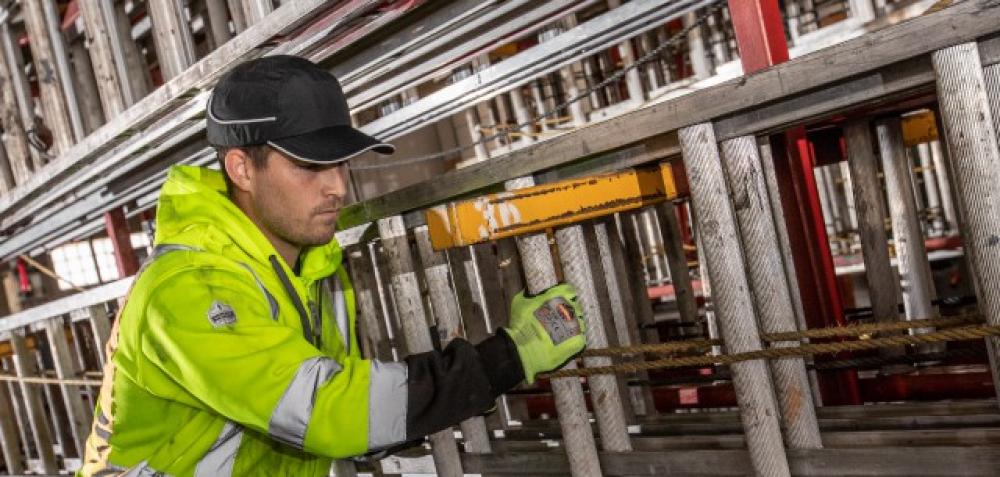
<box><xmin>350</xmin><ymin>1</ymin><xmax>727</xmax><ymax>170</ymax></box>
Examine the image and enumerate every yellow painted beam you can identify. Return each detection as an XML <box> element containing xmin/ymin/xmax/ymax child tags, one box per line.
<box><xmin>901</xmin><ymin>109</ymin><xmax>938</xmax><ymax>146</ymax></box>
<box><xmin>426</xmin><ymin>163</ymin><xmax>680</xmax><ymax>250</ymax></box>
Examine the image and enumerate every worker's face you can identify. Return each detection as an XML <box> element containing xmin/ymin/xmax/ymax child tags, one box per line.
<box><xmin>228</xmin><ymin>147</ymin><xmax>349</xmax><ymax>249</ymax></box>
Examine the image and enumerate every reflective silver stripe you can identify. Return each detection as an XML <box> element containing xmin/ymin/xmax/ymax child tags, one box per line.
<box><xmin>238</xmin><ymin>262</ymin><xmax>280</xmax><ymax>320</ymax></box>
<box><xmin>194</xmin><ymin>421</ymin><xmax>243</xmax><ymax>477</ymax></box>
<box><xmin>367</xmin><ymin>360</ymin><xmax>408</xmax><ymax>450</ymax></box>
<box><xmin>332</xmin><ymin>275</ymin><xmax>349</xmax><ymax>352</ymax></box>
<box><xmin>269</xmin><ymin>356</ymin><xmax>342</xmax><ymax>448</ymax></box>
<box><xmin>120</xmin><ymin>460</ymin><xmax>168</xmax><ymax>476</ymax></box>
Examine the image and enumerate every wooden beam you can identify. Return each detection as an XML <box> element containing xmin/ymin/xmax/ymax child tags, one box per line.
<box><xmin>0</xmin><ymin>22</ymin><xmax>36</xmax><ymax>183</ymax></box>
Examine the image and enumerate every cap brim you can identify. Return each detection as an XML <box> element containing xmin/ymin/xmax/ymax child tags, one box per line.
<box><xmin>267</xmin><ymin>125</ymin><xmax>395</xmax><ymax>164</ymax></box>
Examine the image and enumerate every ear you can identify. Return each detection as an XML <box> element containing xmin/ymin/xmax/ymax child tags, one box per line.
<box><xmin>224</xmin><ymin>148</ymin><xmax>254</xmax><ymax>193</ymax></box>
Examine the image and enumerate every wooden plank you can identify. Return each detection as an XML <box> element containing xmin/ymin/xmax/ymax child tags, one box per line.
<box><xmin>8</xmin><ymin>332</ymin><xmax>57</xmax><ymax>474</ymax></box>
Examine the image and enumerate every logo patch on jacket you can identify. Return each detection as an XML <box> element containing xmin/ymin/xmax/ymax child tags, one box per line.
<box><xmin>207</xmin><ymin>301</ymin><xmax>237</xmax><ymax>328</ymax></box>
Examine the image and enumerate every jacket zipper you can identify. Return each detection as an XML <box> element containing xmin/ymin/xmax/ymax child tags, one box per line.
<box><xmin>269</xmin><ymin>255</ymin><xmax>316</xmax><ymax>346</ymax></box>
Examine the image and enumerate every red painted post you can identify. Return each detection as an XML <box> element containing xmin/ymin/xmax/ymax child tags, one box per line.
<box><xmin>727</xmin><ymin>0</ymin><xmax>861</xmax><ymax>405</ymax></box>
<box><xmin>104</xmin><ymin>208</ymin><xmax>140</xmax><ymax>277</ymax></box>
<box><xmin>727</xmin><ymin>0</ymin><xmax>789</xmax><ymax>73</ymax></box>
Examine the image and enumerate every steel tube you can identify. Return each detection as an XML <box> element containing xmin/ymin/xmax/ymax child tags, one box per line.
<box><xmin>376</xmin><ymin>216</ymin><xmax>466</xmax><ymax>477</ymax></box>
<box><xmin>680</xmin><ymin>123</ymin><xmax>790</xmax><ymax>476</ymax></box>
<box><xmin>720</xmin><ymin>135</ymin><xmax>822</xmax><ymax>450</ymax></box>
<box><xmin>874</xmin><ymin>117</ymin><xmax>940</xmax><ymax>339</ymax></box>
<box><xmin>505</xmin><ymin>176</ymin><xmax>603</xmax><ymax>477</ymax></box>
<box><xmin>931</xmin><ymin>42</ymin><xmax>1000</xmax><ymax>404</ymax></box>
<box><xmin>413</xmin><ymin>226</ymin><xmax>494</xmax><ymax>454</ymax></box>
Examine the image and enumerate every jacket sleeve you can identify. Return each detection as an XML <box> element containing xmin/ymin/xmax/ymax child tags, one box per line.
<box><xmin>136</xmin><ymin>264</ymin><xmax>523</xmax><ymax>460</ymax></box>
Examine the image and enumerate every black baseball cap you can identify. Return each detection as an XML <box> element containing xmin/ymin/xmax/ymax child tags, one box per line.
<box><xmin>206</xmin><ymin>55</ymin><xmax>394</xmax><ymax>164</ymax></box>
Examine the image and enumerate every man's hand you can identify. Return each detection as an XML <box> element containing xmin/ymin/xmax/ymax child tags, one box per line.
<box><xmin>504</xmin><ymin>283</ymin><xmax>587</xmax><ymax>384</ymax></box>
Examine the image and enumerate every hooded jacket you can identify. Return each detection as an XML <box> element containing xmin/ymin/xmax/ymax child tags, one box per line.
<box><xmin>78</xmin><ymin>165</ymin><xmax>523</xmax><ymax>476</ymax></box>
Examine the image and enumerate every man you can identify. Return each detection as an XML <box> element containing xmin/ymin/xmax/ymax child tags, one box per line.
<box><xmin>78</xmin><ymin>55</ymin><xmax>586</xmax><ymax>476</ymax></box>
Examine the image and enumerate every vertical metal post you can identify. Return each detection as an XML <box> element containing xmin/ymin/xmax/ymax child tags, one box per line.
<box><xmin>104</xmin><ymin>208</ymin><xmax>140</xmax><ymax>277</ymax></box>
<box><xmin>413</xmin><ymin>226</ymin><xmax>493</xmax><ymax>454</ymax></box>
<box><xmin>593</xmin><ymin>219</ymin><xmax>657</xmax><ymax>417</ymax></box>
<box><xmin>720</xmin><ymin>135</ymin><xmax>822</xmax><ymax>450</ymax></box>
<box><xmin>0</xmin><ymin>19</ymin><xmax>43</xmax><ymax>171</ymax></box>
<box><xmin>463</xmin><ymin>109</ymin><xmax>490</xmax><ymax>162</ymax></box>
<box><xmin>553</xmin><ymin>224</ymin><xmax>633</xmax><ymax>453</ymax></box>
<box><xmin>21</xmin><ymin>0</ymin><xmax>79</xmax><ymax>154</ymax></box>
<box><xmin>69</xmin><ymin>39</ymin><xmax>105</xmax><ymax>134</ymax></box>
<box><xmin>931</xmin><ymin>42</ymin><xmax>1000</xmax><ymax>403</ymax></box>
<box><xmin>42</xmin><ymin>317</ymin><xmax>91</xmax><ymax>457</ymax></box>
<box><xmin>619</xmin><ymin>212</ymin><xmax>661</xmax><ymax>348</ymax></box>
<box><xmin>8</xmin><ymin>331</ymin><xmax>57</xmax><ymax>474</ymax></box>
<box><xmin>79</xmin><ymin>0</ymin><xmax>129</xmax><ymax>116</ymax></box>
<box><xmin>680</xmin><ymin>123</ymin><xmax>790</xmax><ymax>477</ymax></box>
<box><xmin>147</xmin><ymin>0</ymin><xmax>198</xmax><ymax>81</ymax></box>
<box><xmin>844</xmin><ymin>121</ymin><xmax>903</xmax><ymax>326</ymax></box>
<box><xmin>0</xmin><ymin>365</ymin><xmax>25</xmax><ymax>474</ymax></box>
<box><xmin>112</xmin><ymin>2</ymin><xmax>152</xmax><ymax>103</ymax></box>
<box><xmin>848</xmin><ymin>0</ymin><xmax>876</xmax><ymax>22</ymax></box>
<box><xmin>727</xmin><ymin>0</ymin><xmax>789</xmax><ymax>73</ymax></box>
<box><xmin>345</xmin><ymin>247</ymin><xmax>394</xmax><ymax>362</ymax></box>
<box><xmin>376</xmin><ymin>216</ymin><xmax>464</xmax><ymax>477</ymax></box>
<box><xmin>0</xmin><ymin>139</ymin><xmax>13</xmax><ymax>194</ymax></box>
<box><xmin>508</xmin><ymin>88</ymin><xmax>534</xmax><ymax>147</ymax></box>
<box><xmin>226</xmin><ymin>0</ymin><xmax>249</xmax><ymax>34</ymax></box>
<box><xmin>685</xmin><ymin>11</ymin><xmax>712</xmax><ymax>79</ymax></box>
<box><xmin>505</xmin><ymin>175</ymin><xmax>602</xmax><ymax>477</ymax></box>
<box><xmin>204</xmin><ymin>0</ymin><xmax>234</xmax><ymax>48</ymax></box>
<box><xmin>915</xmin><ymin>143</ymin><xmax>945</xmax><ymax>235</ymax></box>
<box><xmin>654</xmin><ymin>202</ymin><xmax>699</xmax><ymax>326</ymax></box>
<box><xmin>875</xmin><ymin>118</ymin><xmax>940</xmax><ymax>334</ymax></box>
<box><xmin>242</xmin><ymin>0</ymin><xmax>275</xmax><ymax>26</ymax></box>
<box><xmin>606</xmin><ymin>0</ymin><xmax>644</xmax><ymax>105</ymax></box>
<box><xmin>0</xmin><ymin>20</ymin><xmax>31</xmax><ymax>185</ymax></box>
<box><xmin>929</xmin><ymin>139</ymin><xmax>958</xmax><ymax>234</ymax></box>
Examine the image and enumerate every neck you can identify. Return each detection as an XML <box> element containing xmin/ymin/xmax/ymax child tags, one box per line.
<box><xmin>231</xmin><ymin>192</ymin><xmax>301</xmax><ymax>272</ymax></box>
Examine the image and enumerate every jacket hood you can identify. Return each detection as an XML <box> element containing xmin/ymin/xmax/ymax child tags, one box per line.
<box><xmin>154</xmin><ymin>165</ymin><xmax>342</xmax><ymax>280</ymax></box>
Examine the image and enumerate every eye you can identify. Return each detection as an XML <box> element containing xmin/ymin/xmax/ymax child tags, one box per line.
<box><xmin>297</xmin><ymin>162</ymin><xmax>324</xmax><ymax>171</ymax></box>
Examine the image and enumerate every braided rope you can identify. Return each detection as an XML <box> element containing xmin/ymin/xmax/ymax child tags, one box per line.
<box><xmin>545</xmin><ymin>323</ymin><xmax>1000</xmax><ymax>379</ymax></box>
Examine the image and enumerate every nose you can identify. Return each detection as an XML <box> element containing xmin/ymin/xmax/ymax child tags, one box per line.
<box><xmin>319</xmin><ymin>164</ymin><xmax>348</xmax><ymax>204</ymax></box>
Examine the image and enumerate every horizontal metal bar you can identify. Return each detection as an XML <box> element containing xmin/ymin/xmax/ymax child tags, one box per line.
<box><xmin>423</xmin><ymin>164</ymin><xmax>679</xmax><ymax>249</ymax></box>
<box><xmin>360</xmin><ymin>0</ymin><xmax>709</xmax><ymax>140</ymax></box>
<box><xmin>342</xmin><ymin>1</ymin><xmax>1000</xmax><ymax>226</ymax></box>
<box><xmin>0</xmin><ymin>278</ymin><xmax>131</xmax><ymax>334</ymax></box>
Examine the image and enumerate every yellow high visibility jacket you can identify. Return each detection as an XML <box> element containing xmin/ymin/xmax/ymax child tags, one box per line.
<box><xmin>78</xmin><ymin>166</ymin><xmax>523</xmax><ymax>476</ymax></box>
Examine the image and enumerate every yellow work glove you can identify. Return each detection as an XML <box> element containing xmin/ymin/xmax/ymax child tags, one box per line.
<box><xmin>504</xmin><ymin>283</ymin><xmax>587</xmax><ymax>384</ymax></box>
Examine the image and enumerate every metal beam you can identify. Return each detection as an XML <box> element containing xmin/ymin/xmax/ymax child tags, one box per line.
<box><xmin>423</xmin><ymin>165</ymin><xmax>678</xmax><ymax>249</ymax></box>
<box><xmin>147</xmin><ymin>0</ymin><xmax>198</xmax><ymax>81</ymax></box>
